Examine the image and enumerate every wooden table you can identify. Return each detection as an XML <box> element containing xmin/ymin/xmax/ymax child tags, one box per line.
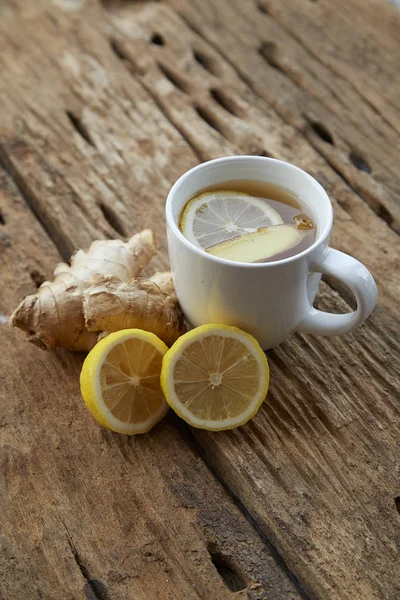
<box><xmin>1</xmin><ymin>1</ymin><xmax>399</xmax><ymax>598</ymax></box>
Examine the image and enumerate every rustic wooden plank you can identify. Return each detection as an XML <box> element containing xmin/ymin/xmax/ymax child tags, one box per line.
<box><xmin>0</xmin><ymin>167</ymin><xmax>303</xmax><ymax>599</ymax></box>
<box><xmin>1</xmin><ymin>1</ymin><xmax>399</xmax><ymax>599</ymax></box>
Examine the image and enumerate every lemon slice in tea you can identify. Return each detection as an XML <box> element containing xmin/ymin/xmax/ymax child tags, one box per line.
<box><xmin>80</xmin><ymin>329</ymin><xmax>168</xmax><ymax>434</ymax></box>
<box><xmin>180</xmin><ymin>191</ymin><xmax>283</xmax><ymax>249</ymax></box>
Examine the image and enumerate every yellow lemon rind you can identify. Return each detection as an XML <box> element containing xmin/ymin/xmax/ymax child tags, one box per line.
<box><xmin>161</xmin><ymin>324</ymin><xmax>269</xmax><ymax>431</ymax></box>
<box><xmin>80</xmin><ymin>329</ymin><xmax>169</xmax><ymax>435</ymax></box>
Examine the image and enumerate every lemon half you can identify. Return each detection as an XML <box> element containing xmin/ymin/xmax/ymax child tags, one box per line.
<box><xmin>80</xmin><ymin>329</ymin><xmax>168</xmax><ymax>434</ymax></box>
<box><xmin>161</xmin><ymin>324</ymin><xmax>269</xmax><ymax>431</ymax></box>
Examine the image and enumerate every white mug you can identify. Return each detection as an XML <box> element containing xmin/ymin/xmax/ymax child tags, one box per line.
<box><xmin>166</xmin><ymin>156</ymin><xmax>378</xmax><ymax>350</ymax></box>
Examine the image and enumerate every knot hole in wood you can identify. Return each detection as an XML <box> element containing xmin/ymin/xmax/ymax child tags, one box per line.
<box><xmin>207</xmin><ymin>543</ymin><xmax>248</xmax><ymax>592</ymax></box>
<box><xmin>158</xmin><ymin>63</ymin><xmax>191</xmax><ymax>94</ymax></box>
<box><xmin>193</xmin><ymin>49</ymin><xmax>222</xmax><ymax>77</ymax></box>
<box><xmin>257</xmin><ymin>1</ymin><xmax>273</xmax><ymax>15</ymax></box>
<box><xmin>307</xmin><ymin>119</ymin><xmax>335</xmax><ymax>145</ymax></box>
<box><xmin>151</xmin><ymin>33</ymin><xmax>165</xmax><ymax>46</ymax></box>
<box><xmin>259</xmin><ymin>41</ymin><xmax>283</xmax><ymax>74</ymax></box>
<box><xmin>349</xmin><ymin>151</ymin><xmax>371</xmax><ymax>174</ymax></box>
<box><xmin>210</xmin><ymin>88</ymin><xmax>240</xmax><ymax>117</ymax></box>
<box><xmin>66</xmin><ymin>111</ymin><xmax>96</xmax><ymax>148</ymax></box>
<box><xmin>97</xmin><ymin>202</ymin><xmax>126</xmax><ymax>237</ymax></box>
<box><xmin>194</xmin><ymin>105</ymin><xmax>227</xmax><ymax>138</ymax></box>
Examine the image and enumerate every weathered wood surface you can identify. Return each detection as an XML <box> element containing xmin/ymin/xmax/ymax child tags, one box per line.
<box><xmin>0</xmin><ymin>1</ymin><xmax>399</xmax><ymax>599</ymax></box>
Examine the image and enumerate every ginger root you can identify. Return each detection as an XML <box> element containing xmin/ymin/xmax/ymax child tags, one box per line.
<box><xmin>83</xmin><ymin>276</ymin><xmax>184</xmax><ymax>346</ymax></box>
<box><xmin>11</xmin><ymin>230</ymin><xmax>184</xmax><ymax>351</ymax></box>
<box><xmin>149</xmin><ymin>271</ymin><xmax>177</xmax><ymax>302</ymax></box>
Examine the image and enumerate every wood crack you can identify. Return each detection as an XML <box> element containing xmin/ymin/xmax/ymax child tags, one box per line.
<box><xmin>68</xmin><ymin>540</ymin><xmax>110</xmax><ymax>600</ymax></box>
<box><xmin>0</xmin><ymin>144</ymin><xmax>70</xmax><ymax>261</ymax></box>
<box><xmin>60</xmin><ymin>517</ymin><xmax>111</xmax><ymax>600</ymax></box>
<box><xmin>73</xmin><ymin>551</ymin><xmax>110</xmax><ymax>600</ymax></box>
<box><xmin>169</xmin><ymin>413</ymin><xmax>314</xmax><ymax>600</ymax></box>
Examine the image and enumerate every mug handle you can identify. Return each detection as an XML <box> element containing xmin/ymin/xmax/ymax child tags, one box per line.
<box><xmin>296</xmin><ymin>248</ymin><xmax>378</xmax><ymax>336</ymax></box>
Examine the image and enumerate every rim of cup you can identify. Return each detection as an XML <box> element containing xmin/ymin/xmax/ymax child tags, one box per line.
<box><xmin>166</xmin><ymin>156</ymin><xmax>333</xmax><ymax>268</ymax></box>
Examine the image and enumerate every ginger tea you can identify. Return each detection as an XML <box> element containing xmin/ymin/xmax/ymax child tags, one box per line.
<box><xmin>179</xmin><ymin>179</ymin><xmax>317</xmax><ymax>263</ymax></box>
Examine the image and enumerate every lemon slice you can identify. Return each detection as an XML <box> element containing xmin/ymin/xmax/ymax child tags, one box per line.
<box><xmin>180</xmin><ymin>191</ymin><xmax>283</xmax><ymax>249</ymax></box>
<box><xmin>80</xmin><ymin>329</ymin><xmax>168</xmax><ymax>434</ymax></box>
<box><xmin>161</xmin><ymin>324</ymin><xmax>269</xmax><ymax>430</ymax></box>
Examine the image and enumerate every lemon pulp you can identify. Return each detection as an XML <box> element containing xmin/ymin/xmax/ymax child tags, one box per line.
<box><xmin>161</xmin><ymin>324</ymin><xmax>269</xmax><ymax>430</ymax></box>
<box><xmin>80</xmin><ymin>329</ymin><xmax>168</xmax><ymax>435</ymax></box>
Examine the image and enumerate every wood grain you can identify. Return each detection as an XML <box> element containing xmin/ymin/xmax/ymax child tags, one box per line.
<box><xmin>0</xmin><ymin>0</ymin><xmax>399</xmax><ymax>599</ymax></box>
<box><xmin>0</xmin><ymin>168</ymin><xmax>301</xmax><ymax>600</ymax></box>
